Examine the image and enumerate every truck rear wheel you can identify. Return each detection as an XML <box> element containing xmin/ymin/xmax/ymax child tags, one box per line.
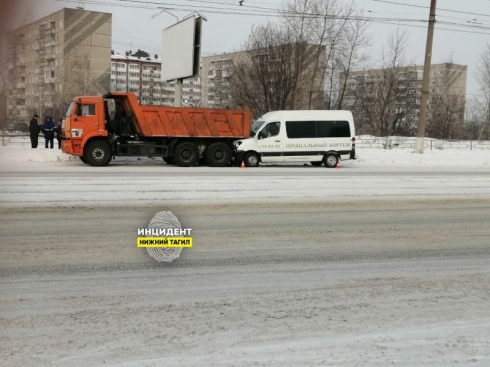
<box><xmin>174</xmin><ymin>142</ymin><xmax>199</xmax><ymax>167</ymax></box>
<box><xmin>80</xmin><ymin>156</ymin><xmax>88</xmax><ymax>164</ymax></box>
<box><xmin>84</xmin><ymin>140</ymin><xmax>112</xmax><ymax>166</ymax></box>
<box><xmin>206</xmin><ymin>142</ymin><xmax>232</xmax><ymax>167</ymax></box>
<box><xmin>162</xmin><ymin>157</ymin><xmax>174</xmax><ymax>165</ymax></box>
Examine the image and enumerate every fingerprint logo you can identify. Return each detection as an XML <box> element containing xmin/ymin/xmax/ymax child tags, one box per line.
<box><xmin>146</xmin><ymin>211</ymin><xmax>184</xmax><ymax>262</ymax></box>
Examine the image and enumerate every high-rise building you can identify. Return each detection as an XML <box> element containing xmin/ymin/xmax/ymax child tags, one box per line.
<box><xmin>342</xmin><ymin>63</ymin><xmax>467</xmax><ymax>135</ymax></box>
<box><xmin>5</xmin><ymin>8</ymin><xmax>112</xmax><ymax>122</ymax></box>
<box><xmin>201</xmin><ymin>44</ymin><xmax>326</xmax><ymax>110</ymax></box>
<box><xmin>111</xmin><ymin>50</ymin><xmax>202</xmax><ymax>107</ymax></box>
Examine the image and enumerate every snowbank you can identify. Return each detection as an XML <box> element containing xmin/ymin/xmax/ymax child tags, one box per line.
<box><xmin>0</xmin><ymin>145</ymin><xmax>489</xmax><ymax>169</ymax></box>
<box><xmin>0</xmin><ymin>145</ymin><xmax>79</xmax><ymax>165</ymax></box>
<box><xmin>354</xmin><ymin>149</ymin><xmax>490</xmax><ymax>168</ymax></box>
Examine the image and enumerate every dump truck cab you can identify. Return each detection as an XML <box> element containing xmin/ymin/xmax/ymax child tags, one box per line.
<box><xmin>62</xmin><ymin>96</ymin><xmax>108</xmax><ymax>159</ymax></box>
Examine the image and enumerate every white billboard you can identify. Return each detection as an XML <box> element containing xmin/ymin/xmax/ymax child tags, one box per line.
<box><xmin>160</xmin><ymin>16</ymin><xmax>201</xmax><ymax>81</ymax></box>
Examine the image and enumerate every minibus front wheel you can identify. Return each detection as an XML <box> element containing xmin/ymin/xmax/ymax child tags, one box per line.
<box><xmin>244</xmin><ymin>152</ymin><xmax>260</xmax><ymax>167</ymax></box>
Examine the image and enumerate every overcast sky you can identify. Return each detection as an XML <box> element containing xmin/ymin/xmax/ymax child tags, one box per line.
<box><xmin>2</xmin><ymin>0</ymin><xmax>490</xmax><ymax>95</ymax></box>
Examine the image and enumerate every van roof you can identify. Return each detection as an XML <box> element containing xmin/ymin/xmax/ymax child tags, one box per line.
<box><xmin>258</xmin><ymin>110</ymin><xmax>354</xmax><ymax>121</ymax></box>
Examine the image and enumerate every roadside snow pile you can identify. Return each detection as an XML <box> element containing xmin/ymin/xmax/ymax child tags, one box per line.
<box><xmin>353</xmin><ymin>148</ymin><xmax>490</xmax><ymax>168</ymax></box>
<box><xmin>0</xmin><ymin>145</ymin><xmax>488</xmax><ymax>168</ymax></box>
<box><xmin>0</xmin><ymin>145</ymin><xmax>79</xmax><ymax>165</ymax></box>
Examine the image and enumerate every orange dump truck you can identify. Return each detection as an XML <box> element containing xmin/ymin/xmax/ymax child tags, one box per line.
<box><xmin>61</xmin><ymin>92</ymin><xmax>252</xmax><ymax>167</ymax></box>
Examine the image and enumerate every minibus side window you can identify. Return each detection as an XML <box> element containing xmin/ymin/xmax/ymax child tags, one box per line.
<box><xmin>316</xmin><ymin>121</ymin><xmax>350</xmax><ymax>138</ymax></box>
<box><xmin>286</xmin><ymin>121</ymin><xmax>316</xmax><ymax>138</ymax></box>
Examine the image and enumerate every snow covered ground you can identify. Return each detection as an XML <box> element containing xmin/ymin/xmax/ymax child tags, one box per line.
<box><xmin>1</xmin><ymin>144</ymin><xmax>489</xmax><ymax>168</ymax></box>
<box><xmin>1</xmin><ymin>145</ymin><xmax>489</xmax><ymax>208</ymax></box>
<box><xmin>1</xmin><ymin>145</ymin><xmax>490</xmax><ymax>367</ymax></box>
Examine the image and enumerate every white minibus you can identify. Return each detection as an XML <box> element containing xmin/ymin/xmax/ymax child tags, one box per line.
<box><xmin>234</xmin><ymin>110</ymin><xmax>356</xmax><ymax>167</ymax></box>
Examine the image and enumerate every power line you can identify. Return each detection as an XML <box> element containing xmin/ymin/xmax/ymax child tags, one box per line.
<box><xmin>372</xmin><ymin>0</ymin><xmax>490</xmax><ymax>19</ymax></box>
<box><xmin>54</xmin><ymin>0</ymin><xmax>490</xmax><ymax>35</ymax></box>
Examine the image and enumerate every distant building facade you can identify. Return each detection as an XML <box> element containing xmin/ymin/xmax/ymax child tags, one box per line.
<box><xmin>342</xmin><ymin>63</ymin><xmax>467</xmax><ymax>135</ymax></box>
<box><xmin>5</xmin><ymin>8</ymin><xmax>112</xmax><ymax>122</ymax></box>
<box><xmin>201</xmin><ymin>44</ymin><xmax>327</xmax><ymax>110</ymax></box>
<box><xmin>111</xmin><ymin>49</ymin><xmax>202</xmax><ymax>107</ymax></box>
<box><xmin>201</xmin><ymin>53</ymin><xmax>235</xmax><ymax>109</ymax></box>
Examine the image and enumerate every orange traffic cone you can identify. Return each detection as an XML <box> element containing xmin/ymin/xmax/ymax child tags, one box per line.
<box><xmin>240</xmin><ymin>161</ymin><xmax>245</xmax><ymax>168</ymax></box>
<box><xmin>336</xmin><ymin>160</ymin><xmax>341</xmax><ymax>169</ymax></box>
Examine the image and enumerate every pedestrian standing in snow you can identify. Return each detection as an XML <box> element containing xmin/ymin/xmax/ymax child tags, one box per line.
<box><xmin>42</xmin><ymin>115</ymin><xmax>55</xmax><ymax>149</ymax></box>
<box><xmin>28</xmin><ymin>114</ymin><xmax>41</xmax><ymax>148</ymax></box>
<box><xmin>55</xmin><ymin>119</ymin><xmax>63</xmax><ymax>149</ymax></box>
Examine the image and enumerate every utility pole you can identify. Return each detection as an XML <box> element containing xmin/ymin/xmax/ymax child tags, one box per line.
<box><xmin>416</xmin><ymin>0</ymin><xmax>437</xmax><ymax>154</ymax></box>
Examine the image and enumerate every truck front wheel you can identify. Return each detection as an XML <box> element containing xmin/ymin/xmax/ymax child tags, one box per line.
<box><xmin>174</xmin><ymin>142</ymin><xmax>199</xmax><ymax>167</ymax></box>
<box><xmin>206</xmin><ymin>142</ymin><xmax>232</xmax><ymax>167</ymax></box>
<box><xmin>84</xmin><ymin>140</ymin><xmax>112</xmax><ymax>166</ymax></box>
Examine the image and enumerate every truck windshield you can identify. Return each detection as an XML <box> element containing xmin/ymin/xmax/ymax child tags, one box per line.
<box><xmin>66</xmin><ymin>101</ymin><xmax>76</xmax><ymax>117</ymax></box>
<box><xmin>251</xmin><ymin>120</ymin><xmax>265</xmax><ymax>137</ymax></box>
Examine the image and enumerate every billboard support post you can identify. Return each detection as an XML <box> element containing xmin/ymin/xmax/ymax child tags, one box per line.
<box><xmin>175</xmin><ymin>79</ymin><xmax>183</xmax><ymax>107</ymax></box>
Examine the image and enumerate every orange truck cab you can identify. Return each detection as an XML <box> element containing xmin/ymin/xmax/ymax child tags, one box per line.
<box><xmin>61</xmin><ymin>93</ymin><xmax>252</xmax><ymax>167</ymax></box>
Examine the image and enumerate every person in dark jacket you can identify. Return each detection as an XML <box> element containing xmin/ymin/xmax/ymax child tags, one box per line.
<box><xmin>42</xmin><ymin>115</ymin><xmax>56</xmax><ymax>149</ymax></box>
<box><xmin>55</xmin><ymin>119</ymin><xmax>63</xmax><ymax>149</ymax></box>
<box><xmin>28</xmin><ymin>114</ymin><xmax>41</xmax><ymax>148</ymax></box>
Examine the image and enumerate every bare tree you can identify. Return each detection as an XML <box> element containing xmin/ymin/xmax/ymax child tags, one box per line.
<box><xmin>46</xmin><ymin>51</ymin><xmax>99</xmax><ymax>119</ymax></box>
<box><xmin>426</xmin><ymin>68</ymin><xmax>466</xmax><ymax>140</ymax></box>
<box><xmin>474</xmin><ymin>43</ymin><xmax>490</xmax><ymax>140</ymax></box>
<box><xmin>465</xmin><ymin>98</ymin><xmax>486</xmax><ymax>140</ymax></box>
<box><xmin>281</xmin><ymin>0</ymin><xmax>370</xmax><ymax>109</ymax></box>
<box><xmin>229</xmin><ymin>23</ymin><xmax>322</xmax><ymax>118</ymax></box>
<box><xmin>352</xmin><ymin>29</ymin><xmax>416</xmax><ymax>136</ymax></box>
<box><xmin>0</xmin><ymin>60</ymin><xmax>7</xmax><ymax>130</ymax></box>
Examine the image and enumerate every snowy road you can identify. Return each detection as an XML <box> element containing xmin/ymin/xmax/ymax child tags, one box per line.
<box><xmin>2</xmin><ymin>200</ymin><xmax>490</xmax><ymax>365</ymax></box>
<box><xmin>1</xmin><ymin>151</ymin><xmax>490</xmax><ymax>366</ymax></box>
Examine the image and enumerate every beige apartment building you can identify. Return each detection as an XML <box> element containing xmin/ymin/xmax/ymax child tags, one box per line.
<box><xmin>201</xmin><ymin>52</ymin><xmax>236</xmax><ymax>109</ymax></box>
<box><xmin>342</xmin><ymin>63</ymin><xmax>467</xmax><ymax>134</ymax></box>
<box><xmin>6</xmin><ymin>8</ymin><xmax>112</xmax><ymax>123</ymax></box>
<box><xmin>111</xmin><ymin>50</ymin><xmax>202</xmax><ymax>107</ymax></box>
<box><xmin>201</xmin><ymin>44</ymin><xmax>326</xmax><ymax>110</ymax></box>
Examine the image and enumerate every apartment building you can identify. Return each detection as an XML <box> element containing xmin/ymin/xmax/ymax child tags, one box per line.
<box><xmin>201</xmin><ymin>53</ymin><xmax>235</xmax><ymax>109</ymax></box>
<box><xmin>111</xmin><ymin>49</ymin><xmax>202</xmax><ymax>107</ymax></box>
<box><xmin>201</xmin><ymin>44</ymin><xmax>326</xmax><ymax>110</ymax></box>
<box><xmin>342</xmin><ymin>63</ymin><xmax>467</xmax><ymax>134</ymax></box>
<box><xmin>5</xmin><ymin>8</ymin><xmax>112</xmax><ymax>122</ymax></box>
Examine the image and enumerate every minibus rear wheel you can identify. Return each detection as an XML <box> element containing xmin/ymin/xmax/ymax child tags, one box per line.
<box><xmin>323</xmin><ymin>154</ymin><xmax>338</xmax><ymax>168</ymax></box>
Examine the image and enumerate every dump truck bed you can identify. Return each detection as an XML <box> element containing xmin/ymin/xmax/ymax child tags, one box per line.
<box><xmin>108</xmin><ymin>93</ymin><xmax>251</xmax><ymax>139</ymax></box>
